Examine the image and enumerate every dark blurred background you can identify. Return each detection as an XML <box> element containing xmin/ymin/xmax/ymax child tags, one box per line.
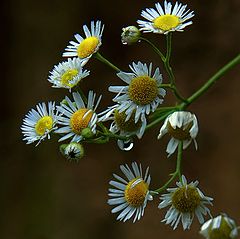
<box><xmin>1</xmin><ymin>0</ymin><xmax>240</xmax><ymax>238</ymax></box>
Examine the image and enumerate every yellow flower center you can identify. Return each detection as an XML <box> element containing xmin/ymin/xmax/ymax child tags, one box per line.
<box><xmin>167</xmin><ymin>121</ymin><xmax>193</xmax><ymax>140</ymax></box>
<box><xmin>114</xmin><ymin>110</ymin><xmax>141</xmax><ymax>132</ymax></box>
<box><xmin>153</xmin><ymin>14</ymin><xmax>180</xmax><ymax>31</ymax></box>
<box><xmin>124</xmin><ymin>178</ymin><xmax>148</xmax><ymax>207</ymax></box>
<box><xmin>209</xmin><ymin>218</ymin><xmax>232</xmax><ymax>239</ymax></box>
<box><xmin>128</xmin><ymin>76</ymin><xmax>158</xmax><ymax>105</ymax></box>
<box><xmin>61</xmin><ymin>69</ymin><xmax>79</xmax><ymax>87</ymax></box>
<box><xmin>172</xmin><ymin>186</ymin><xmax>201</xmax><ymax>213</ymax></box>
<box><xmin>35</xmin><ymin>116</ymin><xmax>53</xmax><ymax>136</ymax></box>
<box><xmin>70</xmin><ymin>108</ymin><xmax>93</xmax><ymax>134</ymax></box>
<box><xmin>77</xmin><ymin>36</ymin><xmax>99</xmax><ymax>58</ymax></box>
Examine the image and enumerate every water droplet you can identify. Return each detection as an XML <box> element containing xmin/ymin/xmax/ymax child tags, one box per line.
<box><xmin>117</xmin><ymin>139</ymin><xmax>134</xmax><ymax>151</ymax></box>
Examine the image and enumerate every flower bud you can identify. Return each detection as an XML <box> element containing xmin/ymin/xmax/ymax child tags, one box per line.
<box><xmin>121</xmin><ymin>26</ymin><xmax>141</xmax><ymax>45</ymax></box>
<box><xmin>199</xmin><ymin>213</ymin><xmax>239</xmax><ymax>239</ymax></box>
<box><xmin>81</xmin><ymin>127</ymin><xmax>94</xmax><ymax>139</ymax></box>
<box><xmin>59</xmin><ymin>142</ymin><xmax>84</xmax><ymax>162</ymax></box>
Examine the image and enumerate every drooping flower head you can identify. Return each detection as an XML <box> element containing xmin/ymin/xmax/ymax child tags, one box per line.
<box><xmin>108</xmin><ymin>162</ymin><xmax>153</xmax><ymax>222</ymax></box>
<box><xmin>158</xmin><ymin>111</ymin><xmax>198</xmax><ymax>156</ymax></box>
<box><xmin>55</xmin><ymin>91</ymin><xmax>101</xmax><ymax>142</ymax></box>
<box><xmin>159</xmin><ymin>175</ymin><xmax>213</xmax><ymax>230</ymax></box>
<box><xmin>48</xmin><ymin>58</ymin><xmax>90</xmax><ymax>91</ymax></box>
<box><xmin>99</xmin><ymin>104</ymin><xmax>144</xmax><ymax>139</ymax></box>
<box><xmin>21</xmin><ymin>102</ymin><xmax>59</xmax><ymax>146</ymax></box>
<box><xmin>109</xmin><ymin>61</ymin><xmax>166</xmax><ymax>134</ymax></box>
<box><xmin>200</xmin><ymin>214</ymin><xmax>239</xmax><ymax>239</ymax></box>
<box><xmin>63</xmin><ymin>20</ymin><xmax>104</xmax><ymax>65</ymax></box>
<box><xmin>137</xmin><ymin>1</ymin><xmax>194</xmax><ymax>34</ymax></box>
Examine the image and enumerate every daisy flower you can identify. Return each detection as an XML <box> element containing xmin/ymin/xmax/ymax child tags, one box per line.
<box><xmin>109</xmin><ymin>61</ymin><xmax>166</xmax><ymax>132</ymax></box>
<box><xmin>48</xmin><ymin>58</ymin><xmax>90</xmax><ymax>91</ymax></box>
<box><xmin>63</xmin><ymin>20</ymin><xmax>104</xmax><ymax>66</ymax></box>
<box><xmin>108</xmin><ymin>162</ymin><xmax>153</xmax><ymax>222</ymax></box>
<box><xmin>99</xmin><ymin>104</ymin><xmax>145</xmax><ymax>139</ymax></box>
<box><xmin>21</xmin><ymin>102</ymin><xmax>59</xmax><ymax>146</ymax></box>
<box><xmin>159</xmin><ymin>175</ymin><xmax>213</xmax><ymax>230</ymax></box>
<box><xmin>137</xmin><ymin>1</ymin><xmax>194</xmax><ymax>34</ymax></box>
<box><xmin>200</xmin><ymin>214</ymin><xmax>239</xmax><ymax>239</ymax></box>
<box><xmin>158</xmin><ymin>111</ymin><xmax>198</xmax><ymax>156</ymax></box>
<box><xmin>55</xmin><ymin>91</ymin><xmax>101</xmax><ymax>142</ymax></box>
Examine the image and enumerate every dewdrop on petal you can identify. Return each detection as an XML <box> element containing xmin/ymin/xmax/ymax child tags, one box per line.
<box><xmin>60</xmin><ymin>142</ymin><xmax>84</xmax><ymax>162</ymax></box>
<box><xmin>121</xmin><ymin>26</ymin><xmax>141</xmax><ymax>45</ymax></box>
<box><xmin>200</xmin><ymin>214</ymin><xmax>239</xmax><ymax>239</ymax></box>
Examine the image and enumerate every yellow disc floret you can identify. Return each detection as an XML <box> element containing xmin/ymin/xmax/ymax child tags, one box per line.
<box><xmin>70</xmin><ymin>108</ymin><xmax>93</xmax><ymax>134</ymax></box>
<box><xmin>153</xmin><ymin>14</ymin><xmax>180</xmax><ymax>31</ymax></box>
<box><xmin>77</xmin><ymin>36</ymin><xmax>99</xmax><ymax>58</ymax></box>
<box><xmin>114</xmin><ymin>110</ymin><xmax>141</xmax><ymax>132</ymax></box>
<box><xmin>167</xmin><ymin>121</ymin><xmax>193</xmax><ymax>140</ymax></box>
<box><xmin>35</xmin><ymin>116</ymin><xmax>53</xmax><ymax>136</ymax></box>
<box><xmin>124</xmin><ymin>178</ymin><xmax>148</xmax><ymax>207</ymax></box>
<box><xmin>128</xmin><ymin>76</ymin><xmax>158</xmax><ymax>105</ymax></box>
<box><xmin>172</xmin><ymin>186</ymin><xmax>201</xmax><ymax>213</ymax></box>
<box><xmin>61</xmin><ymin>69</ymin><xmax>79</xmax><ymax>87</ymax></box>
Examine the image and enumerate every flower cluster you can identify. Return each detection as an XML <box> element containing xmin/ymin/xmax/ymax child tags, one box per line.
<box><xmin>21</xmin><ymin>0</ymin><xmax>240</xmax><ymax>236</ymax></box>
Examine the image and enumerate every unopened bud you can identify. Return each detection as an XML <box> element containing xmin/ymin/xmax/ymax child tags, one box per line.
<box><xmin>59</xmin><ymin>142</ymin><xmax>84</xmax><ymax>162</ymax></box>
<box><xmin>81</xmin><ymin>127</ymin><xmax>94</xmax><ymax>139</ymax></box>
<box><xmin>121</xmin><ymin>26</ymin><xmax>141</xmax><ymax>45</ymax></box>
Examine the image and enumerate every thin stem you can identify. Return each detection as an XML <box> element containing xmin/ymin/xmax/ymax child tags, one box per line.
<box><xmin>179</xmin><ymin>53</ymin><xmax>240</xmax><ymax>110</ymax></box>
<box><xmin>164</xmin><ymin>33</ymin><xmax>186</xmax><ymax>102</ymax></box>
<box><xmin>139</xmin><ymin>37</ymin><xmax>166</xmax><ymax>62</ymax></box>
<box><xmin>94</xmin><ymin>52</ymin><xmax>121</xmax><ymax>72</ymax></box>
<box><xmin>176</xmin><ymin>141</ymin><xmax>183</xmax><ymax>181</ymax></box>
<box><xmin>165</xmin><ymin>33</ymin><xmax>175</xmax><ymax>85</ymax></box>
<box><xmin>146</xmin><ymin>109</ymin><xmax>175</xmax><ymax>130</ymax></box>
<box><xmin>154</xmin><ymin>141</ymin><xmax>183</xmax><ymax>194</ymax></box>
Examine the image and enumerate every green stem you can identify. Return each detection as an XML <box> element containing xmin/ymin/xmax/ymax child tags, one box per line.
<box><xmin>154</xmin><ymin>141</ymin><xmax>183</xmax><ymax>194</ymax></box>
<box><xmin>139</xmin><ymin>37</ymin><xmax>166</xmax><ymax>62</ymax></box>
<box><xmin>94</xmin><ymin>52</ymin><xmax>121</xmax><ymax>72</ymax></box>
<box><xmin>165</xmin><ymin>33</ymin><xmax>175</xmax><ymax>85</ymax></box>
<box><xmin>179</xmin><ymin>53</ymin><xmax>240</xmax><ymax>110</ymax></box>
<box><xmin>164</xmin><ymin>34</ymin><xmax>186</xmax><ymax>102</ymax></box>
<box><xmin>146</xmin><ymin>109</ymin><xmax>175</xmax><ymax>130</ymax></box>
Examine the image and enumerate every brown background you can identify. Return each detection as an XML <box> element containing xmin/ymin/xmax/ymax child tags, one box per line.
<box><xmin>1</xmin><ymin>0</ymin><xmax>240</xmax><ymax>238</ymax></box>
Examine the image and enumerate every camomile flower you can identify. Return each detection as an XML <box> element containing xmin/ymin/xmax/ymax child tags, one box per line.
<box><xmin>158</xmin><ymin>111</ymin><xmax>198</xmax><ymax>156</ymax></box>
<box><xmin>109</xmin><ymin>62</ymin><xmax>166</xmax><ymax>132</ymax></box>
<box><xmin>21</xmin><ymin>102</ymin><xmax>59</xmax><ymax>146</ymax></box>
<box><xmin>159</xmin><ymin>175</ymin><xmax>213</xmax><ymax>230</ymax></box>
<box><xmin>48</xmin><ymin>58</ymin><xmax>90</xmax><ymax>91</ymax></box>
<box><xmin>200</xmin><ymin>213</ymin><xmax>239</xmax><ymax>239</ymax></box>
<box><xmin>137</xmin><ymin>1</ymin><xmax>194</xmax><ymax>34</ymax></box>
<box><xmin>63</xmin><ymin>20</ymin><xmax>104</xmax><ymax>66</ymax></box>
<box><xmin>99</xmin><ymin>104</ymin><xmax>145</xmax><ymax>139</ymax></box>
<box><xmin>108</xmin><ymin>162</ymin><xmax>153</xmax><ymax>222</ymax></box>
<box><xmin>55</xmin><ymin>91</ymin><xmax>101</xmax><ymax>142</ymax></box>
